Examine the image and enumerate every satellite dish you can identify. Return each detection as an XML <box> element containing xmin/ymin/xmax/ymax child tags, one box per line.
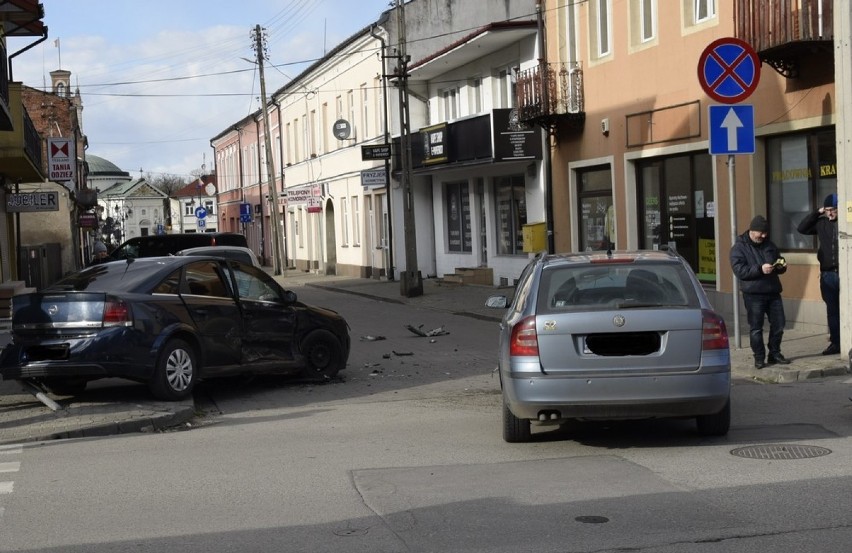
<box><xmin>205</xmin><ymin>183</ymin><xmax>216</xmax><ymax>196</ymax></box>
<box><xmin>333</xmin><ymin>119</ymin><xmax>351</xmax><ymax>140</ymax></box>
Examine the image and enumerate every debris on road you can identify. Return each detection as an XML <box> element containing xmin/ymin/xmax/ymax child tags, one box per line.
<box><xmin>360</xmin><ymin>335</ymin><xmax>387</xmax><ymax>341</ymax></box>
<box><xmin>405</xmin><ymin>324</ymin><xmax>449</xmax><ymax>337</ymax></box>
<box><xmin>393</xmin><ymin>350</ymin><xmax>414</xmax><ymax>356</ymax></box>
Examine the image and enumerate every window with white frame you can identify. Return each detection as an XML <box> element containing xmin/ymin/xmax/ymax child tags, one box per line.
<box><xmin>321</xmin><ymin>102</ymin><xmax>329</xmax><ymax>153</ymax></box>
<box><xmin>496</xmin><ymin>67</ymin><xmax>517</xmax><ymax>109</ymax></box>
<box><xmin>285</xmin><ymin>122</ymin><xmax>292</xmax><ymax>165</ymax></box>
<box><xmin>292</xmin><ymin>118</ymin><xmax>300</xmax><ymax>163</ymax></box>
<box><xmin>360</xmin><ymin>83</ymin><xmax>369</xmax><ymax>139</ymax></box>
<box><xmin>351</xmin><ymin>196</ymin><xmax>361</xmax><ymax>246</ymax></box>
<box><xmin>695</xmin><ymin>0</ymin><xmax>716</xmax><ymax>23</ymax></box>
<box><xmin>309</xmin><ymin>110</ymin><xmax>317</xmax><ymax>156</ymax></box>
<box><xmin>347</xmin><ymin>90</ymin><xmax>355</xmax><ymax>132</ymax></box>
<box><xmin>640</xmin><ymin>0</ymin><xmax>656</xmax><ymax>42</ymax></box>
<box><xmin>374</xmin><ymin>77</ymin><xmax>383</xmax><ymax>136</ymax></box>
<box><xmin>341</xmin><ymin>197</ymin><xmax>350</xmax><ymax>245</ymax></box>
<box><xmin>441</xmin><ymin>86</ymin><xmax>460</xmax><ymax>120</ymax></box>
<box><xmin>468</xmin><ymin>77</ymin><xmax>482</xmax><ymax>114</ymax></box>
<box><xmin>336</xmin><ymin>95</ymin><xmax>343</xmax><ymax>118</ymax></box>
<box><xmin>184</xmin><ymin>201</ymin><xmax>194</xmax><ymax>216</ymax></box>
<box><xmin>592</xmin><ymin>0</ymin><xmax>612</xmax><ymax>58</ymax></box>
<box><xmin>301</xmin><ymin>114</ymin><xmax>308</xmax><ymax>160</ymax></box>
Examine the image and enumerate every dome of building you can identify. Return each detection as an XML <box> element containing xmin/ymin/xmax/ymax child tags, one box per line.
<box><xmin>86</xmin><ymin>154</ymin><xmax>130</xmax><ymax>177</ymax></box>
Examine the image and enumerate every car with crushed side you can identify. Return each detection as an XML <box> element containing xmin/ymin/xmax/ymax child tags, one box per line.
<box><xmin>0</xmin><ymin>256</ymin><xmax>350</xmax><ymax>400</ymax></box>
<box><xmin>486</xmin><ymin>250</ymin><xmax>731</xmax><ymax>442</ymax></box>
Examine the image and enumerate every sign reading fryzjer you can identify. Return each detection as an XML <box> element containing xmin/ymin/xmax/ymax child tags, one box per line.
<box><xmin>361</xmin><ymin>168</ymin><xmax>386</xmax><ymax>188</ymax></box>
<box><xmin>47</xmin><ymin>137</ymin><xmax>76</xmax><ymax>185</ymax></box>
<box><xmin>492</xmin><ymin>108</ymin><xmax>542</xmax><ymax>161</ymax></box>
<box><xmin>7</xmin><ymin>191</ymin><xmax>60</xmax><ymax>212</ymax></box>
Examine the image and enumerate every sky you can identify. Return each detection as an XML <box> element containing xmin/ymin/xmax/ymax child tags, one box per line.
<box><xmin>8</xmin><ymin>0</ymin><xmax>394</xmax><ymax>181</ymax></box>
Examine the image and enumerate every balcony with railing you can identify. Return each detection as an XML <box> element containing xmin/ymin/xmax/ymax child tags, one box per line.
<box><xmin>0</xmin><ymin>82</ymin><xmax>45</xmax><ymax>182</ymax></box>
<box><xmin>735</xmin><ymin>0</ymin><xmax>833</xmax><ymax>78</ymax></box>
<box><xmin>515</xmin><ymin>62</ymin><xmax>585</xmax><ymax>131</ymax></box>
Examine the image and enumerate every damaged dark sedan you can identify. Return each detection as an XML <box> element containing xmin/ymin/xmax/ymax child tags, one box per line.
<box><xmin>0</xmin><ymin>257</ymin><xmax>350</xmax><ymax>400</ymax></box>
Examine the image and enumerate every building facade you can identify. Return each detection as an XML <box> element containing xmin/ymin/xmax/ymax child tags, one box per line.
<box><xmin>529</xmin><ymin>0</ymin><xmax>836</xmax><ymax>331</ymax></box>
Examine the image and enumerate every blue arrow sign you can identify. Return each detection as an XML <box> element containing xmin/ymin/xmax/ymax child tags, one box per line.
<box><xmin>709</xmin><ymin>105</ymin><xmax>755</xmax><ymax>155</ymax></box>
<box><xmin>195</xmin><ymin>206</ymin><xmax>207</xmax><ymax>220</ymax></box>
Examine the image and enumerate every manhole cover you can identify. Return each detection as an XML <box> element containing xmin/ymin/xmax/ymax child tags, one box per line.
<box><xmin>731</xmin><ymin>444</ymin><xmax>832</xmax><ymax>460</ymax></box>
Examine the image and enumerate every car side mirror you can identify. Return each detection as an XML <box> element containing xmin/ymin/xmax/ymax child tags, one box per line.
<box><xmin>485</xmin><ymin>295</ymin><xmax>508</xmax><ymax>309</ymax></box>
<box><xmin>282</xmin><ymin>290</ymin><xmax>297</xmax><ymax>304</ymax></box>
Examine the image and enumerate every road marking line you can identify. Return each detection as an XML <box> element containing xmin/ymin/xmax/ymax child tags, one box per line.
<box><xmin>0</xmin><ymin>482</ymin><xmax>13</xmax><ymax>494</ymax></box>
<box><xmin>0</xmin><ymin>462</ymin><xmax>20</xmax><ymax>473</ymax></box>
<box><xmin>0</xmin><ymin>445</ymin><xmax>22</xmax><ymax>454</ymax></box>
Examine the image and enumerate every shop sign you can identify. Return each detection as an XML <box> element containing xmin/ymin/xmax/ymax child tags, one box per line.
<box><xmin>421</xmin><ymin>123</ymin><xmax>448</xmax><ymax>165</ymax></box>
<box><xmin>361</xmin><ymin>168</ymin><xmax>386</xmax><ymax>188</ymax></box>
<box><xmin>492</xmin><ymin>108</ymin><xmax>542</xmax><ymax>161</ymax></box>
<box><xmin>6</xmin><ymin>192</ymin><xmax>60</xmax><ymax>212</ymax></box>
<box><xmin>78</xmin><ymin>212</ymin><xmax>99</xmax><ymax>228</ymax></box>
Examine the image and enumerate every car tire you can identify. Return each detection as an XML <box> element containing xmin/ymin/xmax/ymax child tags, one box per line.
<box><xmin>696</xmin><ymin>397</ymin><xmax>731</xmax><ymax>436</ymax></box>
<box><xmin>300</xmin><ymin>329</ymin><xmax>345</xmax><ymax>380</ymax></box>
<box><xmin>42</xmin><ymin>377</ymin><xmax>88</xmax><ymax>396</ymax></box>
<box><xmin>148</xmin><ymin>339</ymin><xmax>196</xmax><ymax>401</ymax></box>
<box><xmin>502</xmin><ymin>395</ymin><xmax>531</xmax><ymax>443</ymax></box>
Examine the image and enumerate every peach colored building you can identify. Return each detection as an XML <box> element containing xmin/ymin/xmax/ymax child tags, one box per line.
<box><xmin>526</xmin><ymin>0</ymin><xmax>835</xmax><ymax>333</ymax></box>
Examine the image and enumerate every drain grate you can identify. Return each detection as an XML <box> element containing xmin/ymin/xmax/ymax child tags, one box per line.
<box><xmin>731</xmin><ymin>444</ymin><xmax>832</xmax><ymax>460</ymax></box>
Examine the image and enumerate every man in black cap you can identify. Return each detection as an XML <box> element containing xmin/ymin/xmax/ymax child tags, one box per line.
<box><xmin>797</xmin><ymin>193</ymin><xmax>840</xmax><ymax>355</ymax></box>
<box><xmin>730</xmin><ymin>215</ymin><xmax>790</xmax><ymax>369</ymax></box>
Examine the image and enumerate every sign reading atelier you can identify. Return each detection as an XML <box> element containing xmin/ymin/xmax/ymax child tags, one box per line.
<box><xmin>492</xmin><ymin>108</ymin><xmax>542</xmax><ymax>161</ymax></box>
<box><xmin>6</xmin><ymin>192</ymin><xmax>60</xmax><ymax>212</ymax></box>
<box><xmin>421</xmin><ymin>123</ymin><xmax>448</xmax><ymax>165</ymax></box>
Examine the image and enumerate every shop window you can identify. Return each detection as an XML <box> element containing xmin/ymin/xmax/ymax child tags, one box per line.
<box><xmin>445</xmin><ymin>181</ymin><xmax>472</xmax><ymax>253</ymax></box>
<box><xmin>577</xmin><ymin>166</ymin><xmax>613</xmax><ymax>251</ymax></box>
<box><xmin>494</xmin><ymin>175</ymin><xmax>526</xmax><ymax>255</ymax></box>
<box><xmin>766</xmin><ymin>130</ymin><xmax>836</xmax><ymax>251</ymax></box>
<box><xmin>637</xmin><ymin>152</ymin><xmax>715</xmax><ymax>282</ymax></box>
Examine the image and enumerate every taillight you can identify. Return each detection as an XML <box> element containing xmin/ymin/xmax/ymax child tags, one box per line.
<box><xmin>701</xmin><ymin>310</ymin><xmax>729</xmax><ymax>350</ymax></box>
<box><xmin>509</xmin><ymin>316</ymin><xmax>539</xmax><ymax>356</ymax></box>
<box><xmin>103</xmin><ymin>299</ymin><xmax>132</xmax><ymax>327</ymax></box>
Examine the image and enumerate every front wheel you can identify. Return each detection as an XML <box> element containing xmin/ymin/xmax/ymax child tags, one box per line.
<box><xmin>696</xmin><ymin>398</ymin><xmax>731</xmax><ymax>437</ymax></box>
<box><xmin>148</xmin><ymin>339</ymin><xmax>196</xmax><ymax>401</ymax></box>
<box><xmin>300</xmin><ymin>329</ymin><xmax>345</xmax><ymax>380</ymax></box>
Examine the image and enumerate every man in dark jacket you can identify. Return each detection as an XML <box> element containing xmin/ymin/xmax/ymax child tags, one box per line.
<box><xmin>797</xmin><ymin>193</ymin><xmax>840</xmax><ymax>355</ymax></box>
<box><xmin>730</xmin><ymin>215</ymin><xmax>790</xmax><ymax>369</ymax></box>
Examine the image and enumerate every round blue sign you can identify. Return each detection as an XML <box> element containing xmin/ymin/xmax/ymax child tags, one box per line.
<box><xmin>195</xmin><ymin>206</ymin><xmax>207</xmax><ymax>220</ymax></box>
<box><xmin>697</xmin><ymin>37</ymin><xmax>761</xmax><ymax>104</ymax></box>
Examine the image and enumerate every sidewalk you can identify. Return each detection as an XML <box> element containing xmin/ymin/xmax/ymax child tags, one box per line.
<box><xmin>0</xmin><ymin>270</ymin><xmax>847</xmax><ymax>445</ymax></box>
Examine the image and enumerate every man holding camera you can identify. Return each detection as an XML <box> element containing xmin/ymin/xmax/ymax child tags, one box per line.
<box><xmin>797</xmin><ymin>193</ymin><xmax>840</xmax><ymax>356</ymax></box>
<box><xmin>730</xmin><ymin>215</ymin><xmax>790</xmax><ymax>369</ymax></box>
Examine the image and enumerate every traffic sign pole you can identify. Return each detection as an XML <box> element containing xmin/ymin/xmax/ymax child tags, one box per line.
<box><xmin>698</xmin><ymin>37</ymin><xmax>761</xmax><ymax>350</ymax></box>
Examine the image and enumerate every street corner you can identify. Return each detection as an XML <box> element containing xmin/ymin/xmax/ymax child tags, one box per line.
<box><xmin>0</xmin><ymin>378</ymin><xmax>197</xmax><ymax>445</ymax></box>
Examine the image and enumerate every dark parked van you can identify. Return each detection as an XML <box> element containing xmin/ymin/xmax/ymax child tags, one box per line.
<box><xmin>104</xmin><ymin>233</ymin><xmax>249</xmax><ymax>262</ymax></box>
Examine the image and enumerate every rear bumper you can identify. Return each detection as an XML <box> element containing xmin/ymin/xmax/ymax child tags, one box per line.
<box><xmin>503</xmin><ymin>371</ymin><xmax>731</xmax><ymax>421</ymax></box>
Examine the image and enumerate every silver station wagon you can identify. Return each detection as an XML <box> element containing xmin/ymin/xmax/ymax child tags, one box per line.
<box><xmin>487</xmin><ymin>250</ymin><xmax>731</xmax><ymax>443</ymax></box>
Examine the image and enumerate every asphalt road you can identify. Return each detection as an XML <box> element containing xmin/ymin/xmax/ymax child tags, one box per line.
<box><xmin>1</xmin><ymin>287</ymin><xmax>852</xmax><ymax>552</ymax></box>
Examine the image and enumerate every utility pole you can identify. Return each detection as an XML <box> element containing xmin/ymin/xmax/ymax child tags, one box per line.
<box><xmin>835</xmin><ymin>0</ymin><xmax>852</xmax><ymax>365</ymax></box>
<box><xmin>395</xmin><ymin>0</ymin><xmax>422</xmax><ymax>297</ymax></box>
<box><xmin>253</xmin><ymin>24</ymin><xmax>285</xmax><ymax>275</ymax></box>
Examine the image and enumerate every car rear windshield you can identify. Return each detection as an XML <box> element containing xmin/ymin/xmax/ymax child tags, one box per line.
<box><xmin>47</xmin><ymin>259</ymin><xmax>171</xmax><ymax>293</ymax></box>
<box><xmin>536</xmin><ymin>262</ymin><xmax>700</xmax><ymax>313</ymax></box>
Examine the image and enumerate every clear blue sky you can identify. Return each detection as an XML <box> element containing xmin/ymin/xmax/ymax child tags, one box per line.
<box><xmin>9</xmin><ymin>0</ymin><xmax>394</xmax><ymax>179</ymax></box>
